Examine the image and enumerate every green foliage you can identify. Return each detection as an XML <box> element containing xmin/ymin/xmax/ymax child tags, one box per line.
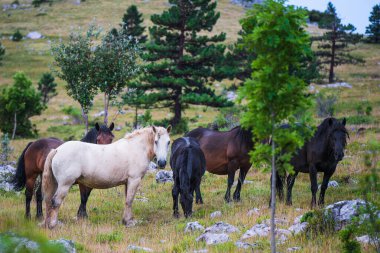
<box><xmin>119</xmin><ymin>5</ymin><xmax>147</xmax><ymax>44</ymax></box>
<box><xmin>32</xmin><ymin>0</ymin><xmax>52</xmax><ymax>7</ymax></box>
<box><xmin>339</xmin><ymin>225</ymin><xmax>361</xmax><ymax>253</ymax></box>
<box><xmin>0</xmin><ymin>134</ymin><xmax>13</xmax><ymax>165</ymax></box>
<box><xmin>308</xmin><ymin>9</ymin><xmax>331</xmax><ymax>24</ymax></box>
<box><xmin>37</xmin><ymin>72</ymin><xmax>57</xmax><ymax>105</ymax></box>
<box><xmin>0</xmin><ymin>72</ymin><xmax>43</xmax><ymax>138</ymax></box>
<box><xmin>212</xmin><ymin>106</ymin><xmax>243</xmax><ymax>130</ymax></box>
<box><xmin>346</xmin><ymin>115</ymin><xmax>376</xmax><ymax>125</ymax></box>
<box><xmin>138</xmin><ymin>110</ymin><xmax>153</xmax><ymax>127</ymax></box>
<box><xmin>0</xmin><ymin>41</ymin><xmax>5</xmax><ymax>65</ymax></box>
<box><xmin>135</xmin><ymin>0</ymin><xmax>232</xmax><ymax>126</ymax></box>
<box><xmin>315</xmin><ymin>91</ymin><xmax>337</xmax><ymax>117</ymax></box>
<box><xmin>12</xmin><ymin>30</ymin><xmax>22</xmax><ymax>42</ymax></box>
<box><xmin>61</xmin><ymin>105</ymin><xmax>82</xmax><ymax>124</ymax></box>
<box><xmin>51</xmin><ymin>24</ymin><xmax>101</xmax><ymax>129</ymax></box>
<box><xmin>239</xmin><ymin>0</ymin><xmax>314</xmax><ymax>172</ymax></box>
<box><xmin>313</xmin><ymin>2</ymin><xmax>364</xmax><ymax>83</ymax></box>
<box><xmin>366</xmin><ymin>4</ymin><xmax>380</xmax><ymax>43</ymax></box>
<box><xmin>304</xmin><ymin>209</ymin><xmax>336</xmax><ymax>237</ymax></box>
<box><xmin>153</xmin><ymin>118</ymin><xmax>189</xmax><ymax>135</ymax></box>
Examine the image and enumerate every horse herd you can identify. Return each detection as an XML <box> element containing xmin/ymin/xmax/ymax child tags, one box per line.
<box><xmin>10</xmin><ymin>117</ymin><xmax>348</xmax><ymax>229</ymax></box>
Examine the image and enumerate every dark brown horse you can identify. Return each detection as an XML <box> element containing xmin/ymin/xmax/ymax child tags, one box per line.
<box><xmin>11</xmin><ymin>123</ymin><xmax>114</xmax><ymax>219</ymax></box>
<box><xmin>186</xmin><ymin>126</ymin><xmax>253</xmax><ymax>202</ymax></box>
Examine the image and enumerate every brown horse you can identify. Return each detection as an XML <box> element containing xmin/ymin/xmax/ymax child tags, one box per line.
<box><xmin>186</xmin><ymin>126</ymin><xmax>253</xmax><ymax>202</ymax></box>
<box><xmin>11</xmin><ymin>123</ymin><xmax>114</xmax><ymax>219</ymax></box>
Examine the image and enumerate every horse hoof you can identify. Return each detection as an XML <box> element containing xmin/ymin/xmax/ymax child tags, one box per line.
<box><xmin>173</xmin><ymin>212</ymin><xmax>180</xmax><ymax>219</ymax></box>
<box><xmin>123</xmin><ymin>219</ymin><xmax>138</xmax><ymax>227</ymax></box>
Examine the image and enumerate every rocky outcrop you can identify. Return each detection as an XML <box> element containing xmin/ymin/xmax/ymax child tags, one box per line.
<box><xmin>155</xmin><ymin>170</ymin><xmax>173</xmax><ymax>183</ymax></box>
<box><xmin>185</xmin><ymin>221</ymin><xmax>204</xmax><ymax>233</ymax></box>
<box><xmin>196</xmin><ymin>233</ymin><xmax>229</xmax><ymax>245</ymax></box>
<box><xmin>0</xmin><ymin>165</ymin><xmax>16</xmax><ymax>191</ymax></box>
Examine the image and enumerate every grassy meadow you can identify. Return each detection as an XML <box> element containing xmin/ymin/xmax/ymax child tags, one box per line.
<box><xmin>0</xmin><ymin>0</ymin><xmax>380</xmax><ymax>252</ymax></box>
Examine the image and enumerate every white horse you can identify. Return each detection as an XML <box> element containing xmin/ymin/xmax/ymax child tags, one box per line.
<box><xmin>42</xmin><ymin>126</ymin><xmax>171</xmax><ymax>229</ymax></box>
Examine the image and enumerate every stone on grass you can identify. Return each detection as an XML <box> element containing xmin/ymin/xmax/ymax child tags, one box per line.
<box><xmin>263</xmin><ymin>217</ymin><xmax>288</xmax><ymax>226</ymax></box>
<box><xmin>287</xmin><ymin>246</ymin><xmax>301</xmax><ymax>251</ymax></box>
<box><xmin>0</xmin><ymin>165</ymin><xmax>16</xmax><ymax>191</ymax></box>
<box><xmin>318</xmin><ymin>180</ymin><xmax>339</xmax><ymax>190</ymax></box>
<box><xmin>355</xmin><ymin>235</ymin><xmax>379</xmax><ymax>245</ymax></box>
<box><xmin>319</xmin><ymin>82</ymin><xmax>352</xmax><ymax>89</ymax></box>
<box><xmin>288</xmin><ymin>222</ymin><xmax>308</xmax><ymax>235</ymax></box>
<box><xmin>241</xmin><ymin>223</ymin><xmax>270</xmax><ymax>239</ymax></box>
<box><xmin>185</xmin><ymin>221</ymin><xmax>204</xmax><ymax>233</ymax></box>
<box><xmin>196</xmin><ymin>232</ymin><xmax>229</xmax><ymax>245</ymax></box>
<box><xmin>247</xmin><ymin>208</ymin><xmax>260</xmax><ymax>216</ymax></box>
<box><xmin>155</xmin><ymin>170</ymin><xmax>173</xmax><ymax>183</ymax></box>
<box><xmin>194</xmin><ymin>249</ymin><xmax>208</xmax><ymax>253</ymax></box>
<box><xmin>127</xmin><ymin>245</ymin><xmax>153</xmax><ymax>252</ymax></box>
<box><xmin>147</xmin><ymin>162</ymin><xmax>158</xmax><ymax>173</ymax></box>
<box><xmin>210</xmin><ymin>211</ymin><xmax>222</xmax><ymax>219</ymax></box>
<box><xmin>235</xmin><ymin>241</ymin><xmax>257</xmax><ymax>249</ymax></box>
<box><xmin>204</xmin><ymin>222</ymin><xmax>238</xmax><ymax>234</ymax></box>
<box><xmin>50</xmin><ymin>239</ymin><xmax>76</xmax><ymax>253</ymax></box>
<box><xmin>276</xmin><ymin>229</ymin><xmax>291</xmax><ymax>243</ymax></box>
<box><xmin>93</xmin><ymin>111</ymin><xmax>105</xmax><ymax>117</ymax></box>
<box><xmin>26</xmin><ymin>31</ymin><xmax>42</xmax><ymax>40</ymax></box>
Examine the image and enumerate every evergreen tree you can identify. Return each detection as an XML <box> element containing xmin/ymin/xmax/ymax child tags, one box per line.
<box><xmin>0</xmin><ymin>72</ymin><xmax>43</xmax><ymax>138</ymax></box>
<box><xmin>120</xmin><ymin>5</ymin><xmax>147</xmax><ymax>44</ymax></box>
<box><xmin>135</xmin><ymin>0</ymin><xmax>232</xmax><ymax>126</ymax></box>
<box><xmin>38</xmin><ymin>72</ymin><xmax>58</xmax><ymax>105</ymax></box>
<box><xmin>313</xmin><ymin>2</ymin><xmax>363</xmax><ymax>83</ymax></box>
<box><xmin>239</xmin><ymin>0</ymin><xmax>313</xmax><ymax>250</ymax></box>
<box><xmin>366</xmin><ymin>4</ymin><xmax>380</xmax><ymax>43</ymax></box>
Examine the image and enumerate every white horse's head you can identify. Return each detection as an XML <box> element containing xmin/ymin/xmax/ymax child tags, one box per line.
<box><xmin>152</xmin><ymin>125</ymin><xmax>172</xmax><ymax>168</ymax></box>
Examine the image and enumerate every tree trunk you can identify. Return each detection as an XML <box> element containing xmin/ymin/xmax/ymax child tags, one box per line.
<box><xmin>329</xmin><ymin>25</ymin><xmax>337</xmax><ymax>83</ymax></box>
<box><xmin>270</xmin><ymin>137</ymin><xmax>276</xmax><ymax>253</ymax></box>
<box><xmin>104</xmin><ymin>93</ymin><xmax>109</xmax><ymax>125</ymax></box>
<box><xmin>81</xmin><ymin>107</ymin><xmax>89</xmax><ymax>134</ymax></box>
<box><xmin>171</xmin><ymin>95</ymin><xmax>181</xmax><ymax>127</ymax></box>
<box><xmin>12</xmin><ymin>112</ymin><xmax>17</xmax><ymax>139</ymax></box>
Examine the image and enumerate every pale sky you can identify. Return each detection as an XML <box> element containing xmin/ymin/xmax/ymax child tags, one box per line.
<box><xmin>287</xmin><ymin>0</ymin><xmax>378</xmax><ymax>34</ymax></box>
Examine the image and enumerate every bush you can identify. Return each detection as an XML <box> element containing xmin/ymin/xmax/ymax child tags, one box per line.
<box><xmin>346</xmin><ymin>115</ymin><xmax>375</xmax><ymax>125</ymax></box>
<box><xmin>0</xmin><ymin>134</ymin><xmax>13</xmax><ymax>165</ymax></box>
<box><xmin>315</xmin><ymin>92</ymin><xmax>337</xmax><ymax>117</ymax></box>
<box><xmin>12</xmin><ymin>30</ymin><xmax>23</xmax><ymax>42</ymax></box>
<box><xmin>61</xmin><ymin>105</ymin><xmax>82</xmax><ymax>125</ymax></box>
<box><xmin>0</xmin><ymin>41</ymin><xmax>5</xmax><ymax>65</ymax></box>
<box><xmin>211</xmin><ymin>106</ymin><xmax>242</xmax><ymax>130</ymax></box>
<box><xmin>302</xmin><ymin>209</ymin><xmax>336</xmax><ymax>237</ymax></box>
<box><xmin>153</xmin><ymin>118</ymin><xmax>188</xmax><ymax>134</ymax></box>
<box><xmin>138</xmin><ymin>110</ymin><xmax>153</xmax><ymax>127</ymax></box>
<box><xmin>339</xmin><ymin>226</ymin><xmax>361</xmax><ymax>253</ymax></box>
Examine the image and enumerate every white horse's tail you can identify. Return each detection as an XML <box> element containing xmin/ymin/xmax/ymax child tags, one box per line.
<box><xmin>42</xmin><ymin>149</ymin><xmax>58</xmax><ymax>205</ymax></box>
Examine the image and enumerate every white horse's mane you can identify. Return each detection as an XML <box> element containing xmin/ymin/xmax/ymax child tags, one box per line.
<box><xmin>123</xmin><ymin>127</ymin><xmax>153</xmax><ymax>139</ymax></box>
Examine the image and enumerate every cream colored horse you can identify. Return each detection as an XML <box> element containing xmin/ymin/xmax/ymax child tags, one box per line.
<box><xmin>42</xmin><ymin>126</ymin><xmax>171</xmax><ymax>229</ymax></box>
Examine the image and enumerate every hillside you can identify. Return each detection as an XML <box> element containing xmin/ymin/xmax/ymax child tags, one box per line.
<box><xmin>0</xmin><ymin>0</ymin><xmax>380</xmax><ymax>252</ymax></box>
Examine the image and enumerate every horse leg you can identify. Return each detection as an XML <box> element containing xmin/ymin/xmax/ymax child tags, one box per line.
<box><xmin>286</xmin><ymin>172</ymin><xmax>298</xmax><ymax>206</ymax></box>
<box><xmin>172</xmin><ymin>177</ymin><xmax>180</xmax><ymax>218</ymax></box>
<box><xmin>122</xmin><ymin>177</ymin><xmax>142</xmax><ymax>227</ymax></box>
<box><xmin>48</xmin><ymin>183</ymin><xmax>72</xmax><ymax>229</ymax></box>
<box><xmin>195</xmin><ymin>179</ymin><xmax>203</xmax><ymax>204</ymax></box>
<box><xmin>309</xmin><ymin>165</ymin><xmax>318</xmax><ymax>208</ymax></box>
<box><xmin>25</xmin><ymin>176</ymin><xmax>36</xmax><ymax>219</ymax></box>
<box><xmin>36</xmin><ymin>176</ymin><xmax>44</xmax><ymax>220</ymax></box>
<box><xmin>277</xmin><ymin>170</ymin><xmax>285</xmax><ymax>202</ymax></box>
<box><xmin>77</xmin><ymin>184</ymin><xmax>93</xmax><ymax>219</ymax></box>
<box><xmin>233</xmin><ymin>167</ymin><xmax>248</xmax><ymax>202</ymax></box>
<box><xmin>224</xmin><ymin>161</ymin><xmax>238</xmax><ymax>203</ymax></box>
<box><xmin>318</xmin><ymin>172</ymin><xmax>333</xmax><ymax>206</ymax></box>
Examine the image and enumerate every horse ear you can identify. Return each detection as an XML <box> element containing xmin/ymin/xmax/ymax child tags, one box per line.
<box><xmin>95</xmin><ymin>123</ymin><xmax>100</xmax><ymax>131</ymax></box>
<box><xmin>109</xmin><ymin>122</ymin><xmax>114</xmax><ymax>131</ymax></box>
<box><xmin>342</xmin><ymin>118</ymin><xmax>346</xmax><ymax>126</ymax></box>
<box><xmin>328</xmin><ymin>118</ymin><xmax>333</xmax><ymax>126</ymax></box>
<box><xmin>152</xmin><ymin>126</ymin><xmax>157</xmax><ymax>134</ymax></box>
<box><xmin>167</xmin><ymin>125</ymin><xmax>172</xmax><ymax>134</ymax></box>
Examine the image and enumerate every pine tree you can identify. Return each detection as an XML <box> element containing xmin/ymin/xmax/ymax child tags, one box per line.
<box><xmin>366</xmin><ymin>4</ymin><xmax>380</xmax><ymax>43</ymax></box>
<box><xmin>38</xmin><ymin>72</ymin><xmax>58</xmax><ymax>105</ymax></box>
<box><xmin>120</xmin><ymin>5</ymin><xmax>147</xmax><ymax>44</ymax></box>
<box><xmin>313</xmin><ymin>2</ymin><xmax>363</xmax><ymax>83</ymax></box>
<box><xmin>135</xmin><ymin>0</ymin><xmax>232</xmax><ymax>127</ymax></box>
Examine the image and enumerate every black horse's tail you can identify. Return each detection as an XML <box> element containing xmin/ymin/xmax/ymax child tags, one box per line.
<box><xmin>11</xmin><ymin>142</ymin><xmax>33</xmax><ymax>191</ymax></box>
<box><xmin>186</xmin><ymin>147</ymin><xmax>193</xmax><ymax>181</ymax></box>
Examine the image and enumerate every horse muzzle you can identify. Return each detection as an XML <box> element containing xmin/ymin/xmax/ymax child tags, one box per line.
<box><xmin>157</xmin><ymin>160</ymin><xmax>167</xmax><ymax>168</ymax></box>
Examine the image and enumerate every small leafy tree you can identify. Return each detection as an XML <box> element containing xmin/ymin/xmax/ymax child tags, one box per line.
<box><xmin>51</xmin><ymin>24</ymin><xmax>100</xmax><ymax>132</ymax></box>
<box><xmin>0</xmin><ymin>41</ymin><xmax>5</xmax><ymax>65</ymax></box>
<box><xmin>38</xmin><ymin>72</ymin><xmax>57</xmax><ymax>105</ymax></box>
<box><xmin>366</xmin><ymin>4</ymin><xmax>380</xmax><ymax>43</ymax></box>
<box><xmin>239</xmin><ymin>0</ymin><xmax>313</xmax><ymax>251</ymax></box>
<box><xmin>313</xmin><ymin>2</ymin><xmax>364</xmax><ymax>83</ymax></box>
<box><xmin>0</xmin><ymin>72</ymin><xmax>43</xmax><ymax>138</ymax></box>
<box><xmin>93</xmin><ymin>27</ymin><xmax>142</xmax><ymax>125</ymax></box>
<box><xmin>120</xmin><ymin>5</ymin><xmax>147</xmax><ymax>44</ymax></box>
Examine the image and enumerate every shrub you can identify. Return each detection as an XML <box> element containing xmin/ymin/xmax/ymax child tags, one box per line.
<box><xmin>302</xmin><ymin>209</ymin><xmax>336</xmax><ymax>237</ymax></box>
<box><xmin>339</xmin><ymin>226</ymin><xmax>361</xmax><ymax>253</ymax></box>
<box><xmin>137</xmin><ymin>110</ymin><xmax>153</xmax><ymax>127</ymax></box>
<box><xmin>0</xmin><ymin>134</ymin><xmax>13</xmax><ymax>165</ymax></box>
<box><xmin>0</xmin><ymin>41</ymin><xmax>5</xmax><ymax>65</ymax></box>
<box><xmin>61</xmin><ymin>105</ymin><xmax>82</xmax><ymax>125</ymax></box>
<box><xmin>315</xmin><ymin>92</ymin><xmax>337</xmax><ymax>117</ymax></box>
<box><xmin>346</xmin><ymin>115</ymin><xmax>375</xmax><ymax>125</ymax></box>
<box><xmin>153</xmin><ymin>118</ymin><xmax>188</xmax><ymax>134</ymax></box>
<box><xmin>211</xmin><ymin>106</ymin><xmax>242</xmax><ymax>130</ymax></box>
<box><xmin>12</xmin><ymin>30</ymin><xmax>23</xmax><ymax>42</ymax></box>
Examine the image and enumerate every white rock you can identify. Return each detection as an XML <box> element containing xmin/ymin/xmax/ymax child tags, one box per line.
<box><xmin>196</xmin><ymin>232</ymin><xmax>229</xmax><ymax>245</ymax></box>
<box><xmin>0</xmin><ymin>165</ymin><xmax>16</xmax><ymax>191</ymax></box>
<box><xmin>210</xmin><ymin>211</ymin><xmax>222</xmax><ymax>219</ymax></box>
<box><xmin>241</xmin><ymin>223</ymin><xmax>270</xmax><ymax>239</ymax></box>
<box><xmin>185</xmin><ymin>222</ymin><xmax>204</xmax><ymax>233</ymax></box>
<box><xmin>114</xmin><ymin>126</ymin><xmax>122</xmax><ymax>131</ymax></box>
<box><xmin>318</xmin><ymin>180</ymin><xmax>339</xmax><ymax>190</ymax></box>
<box><xmin>288</xmin><ymin>222</ymin><xmax>308</xmax><ymax>235</ymax></box>
<box><xmin>287</xmin><ymin>246</ymin><xmax>302</xmax><ymax>251</ymax></box>
<box><xmin>263</xmin><ymin>217</ymin><xmax>288</xmax><ymax>226</ymax></box>
<box><xmin>127</xmin><ymin>245</ymin><xmax>153</xmax><ymax>252</ymax></box>
<box><xmin>26</xmin><ymin>31</ymin><xmax>42</xmax><ymax>40</ymax></box>
<box><xmin>204</xmin><ymin>222</ymin><xmax>238</xmax><ymax>234</ymax></box>
<box><xmin>155</xmin><ymin>170</ymin><xmax>173</xmax><ymax>183</ymax></box>
<box><xmin>147</xmin><ymin>162</ymin><xmax>158</xmax><ymax>172</ymax></box>
<box><xmin>226</xmin><ymin>91</ymin><xmax>237</xmax><ymax>101</ymax></box>
<box><xmin>247</xmin><ymin>208</ymin><xmax>260</xmax><ymax>216</ymax></box>
<box><xmin>194</xmin><ymin>250</ymin><xmax>208</xmax><ymax>253</ymax></box>
<box><xmin>319</xmin><ymin>82</ymin><xmax>352</xmax><ymax>89</ymax></box>
<box><xmin>235</xmin><ymin>241</ymin><xmax>257</xmax><ymax>249</ymax></box>
<box><xmin>233</xmin><ymin>180</ymin><xmax>253</xmax><ymax>187</ymax></box>
<box><xmin>93</xmin><ymin>111</ymin><xmax>105</xmax><ymax>117</ymax></box>
<box><xmin>356</xmin><ymin>235</ymin><xmax>379</xmax><ymax>245</ymax></box>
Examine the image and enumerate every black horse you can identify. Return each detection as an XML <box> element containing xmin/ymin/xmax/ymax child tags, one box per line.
<box><xmin>273</xmin><ymin>117</ymin><xmax>349</xmax><ymax>208</ymax></box>
<box><xmin>170</xmin><ymin>137</ymin><xmax>206</xmax><ymax>218</ymax></box>
<box><xmin>11</xmin><ymin>123</ymin><xmax>114</xmax><ymax>219</ymax></box>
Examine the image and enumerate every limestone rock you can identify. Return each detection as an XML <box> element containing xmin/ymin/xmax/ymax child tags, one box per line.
<box><xmin>155</xmin><ymin>170</ymin><xmax>173</xmax><ymax>183</ymax></box>
<box><xmin>210</xmin><ymin>211</ymin><xmax>222</xmax><ymax>219</ymax></box>
<box><xmin>204</xmin><ymin>222</ymin><xmax>238</xmax><ymax>234</ymax></box>
<box><xmin>185</xmin><ymin>222</ymin><xmax>204</xmax><ymax>233</ymax></box>
<box><xmin>196</xmin><ymin>232</ymin><xmax>229</xmax><ymax>245</ymax></box>
<box><xmin>127</xmin><ymin>245</ymin><xmax>153</xmax><ymax>252</ymax></box>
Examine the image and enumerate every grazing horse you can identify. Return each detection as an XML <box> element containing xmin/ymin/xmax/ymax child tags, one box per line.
<box><xmin>11</xmin><ymin>123</ymin><xmax>114</xmax><ymax>220</ymax></box>
<box><xmin>273</xmin><ymin>117</ymin><xmax>348</xmax><ymax>208</ymax></box>
<box><xmin>170</xmin><ymin>137</ymin><xmax>206</xmax><ymax>218</ymax></box>
<box><xmin>43</xmin><ymin>126</ymin><xmax>171</xmax><ymax>229</ymax></box>
<box><xmin>186</xmin><ymin>126</ymin><xmax>253</xmax><ymax>202</ymax></box>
